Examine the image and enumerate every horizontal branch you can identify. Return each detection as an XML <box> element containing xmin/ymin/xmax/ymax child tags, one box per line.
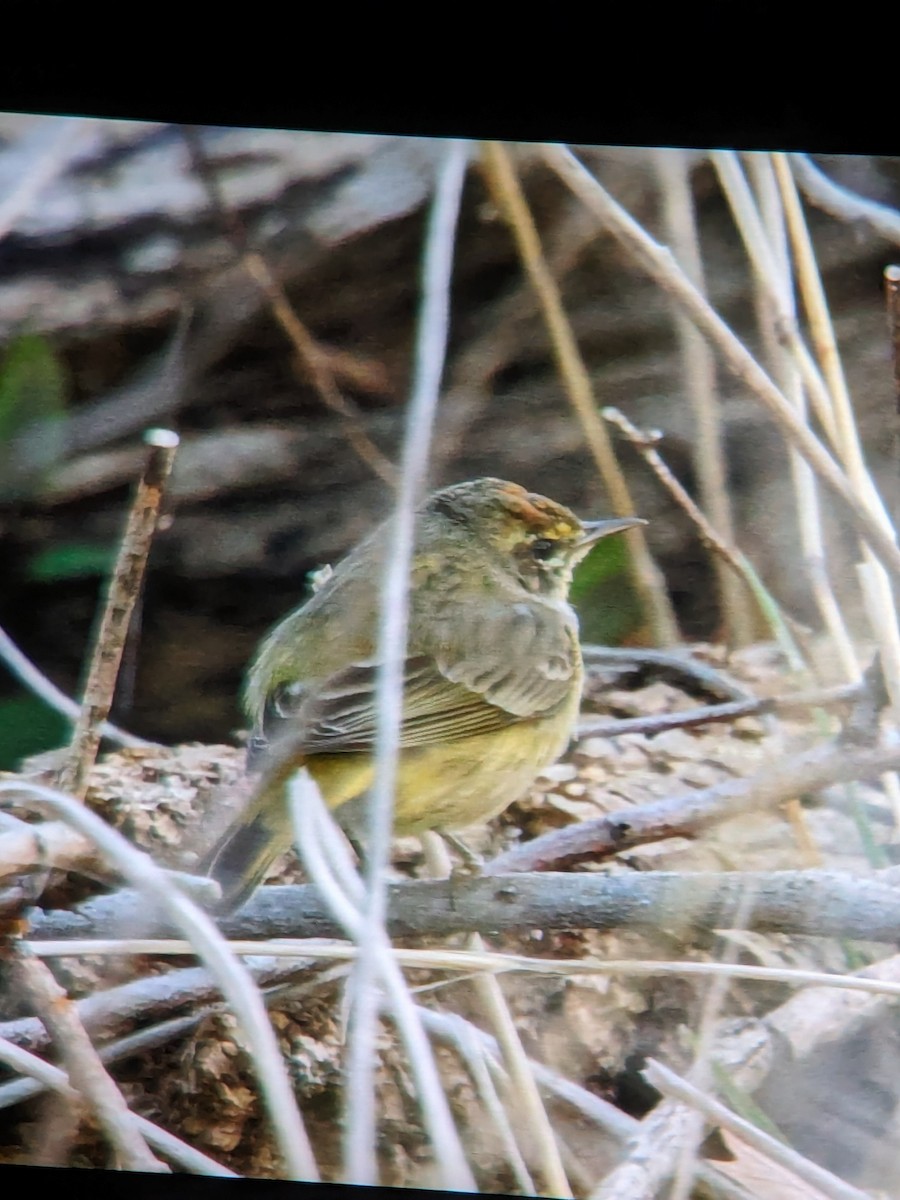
<box><xmin>25</xmin><ymin>865</ymin><xmax>900</xmax><ymax>945</ymax></box>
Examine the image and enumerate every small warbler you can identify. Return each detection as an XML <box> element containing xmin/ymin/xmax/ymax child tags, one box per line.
<box><xmin>202</xmin><ymin>478</ymin><xmax>644</xmax><ymax>910</ymax></box>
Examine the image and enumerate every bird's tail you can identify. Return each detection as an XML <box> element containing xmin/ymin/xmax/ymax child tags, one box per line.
<box><xmin>199</xmin><ymin>787</ymin><xmax>294</xmax><ymax>913</ymax></box>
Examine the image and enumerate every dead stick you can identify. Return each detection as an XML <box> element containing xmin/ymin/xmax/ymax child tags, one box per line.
<box><xmin>887</xmin><ymin>265</ymin><xmax>900</xmax><ymax>415</ymax></box>
<box><xmin>576</xmin><ymin>681</ymin><xmax>859</xmax><ymax>739</ymax></box>
<box><xmin>25</xmin><ymin>861</ymin><xmax>900</xmax><ymax>945</ymax></box>
<box><xmin>602</xmin><ymin>405</ymin><xmax>810</xmax><ymax>678</ymax></box>
<box><xmin>57</xmin><ymin>430</ymin><xmax>178</xmax><ymax>799</ymax></box>
<box><xmin>6</xmin><ymin>940</ymin><xmax>166</xmax><ymax>1171</ymax></box>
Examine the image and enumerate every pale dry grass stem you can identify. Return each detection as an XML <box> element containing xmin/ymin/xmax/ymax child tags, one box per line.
<box><xmin>653</xmin><ymin>149</ymin><xmax>757</xmax><ymax>646</ymax></box>
<box><xmin>480</xmin><ymin>140</ymin><xmax>680</xmax><ymax>647</ymax></box>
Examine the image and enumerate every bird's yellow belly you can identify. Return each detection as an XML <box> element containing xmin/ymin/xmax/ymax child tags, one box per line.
<box><xmin>308</xmin><ymin>710</ymin><xmax>575</xmax><ymax>837</ymax></box>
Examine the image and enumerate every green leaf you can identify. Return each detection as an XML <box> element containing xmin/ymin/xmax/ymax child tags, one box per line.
<box><xmin>570</xmin><ymin>536</ymin><xmax>629</xmax><ymax>600</ymax></box>
<box><xmin>0</xmin><ymin>333</ymin><xmax>68</xmax><ymax>495</ymax></box>
<box><xmin>0</xmin><ymin>695</ymin><xmax>68</xmax><ymax>771</ymax></box>
<box><xmin>571</xmin><ymin>537</ymin><xmax>640</xmax><ymax>645</ymax></box>
<box><xmin>27</xmin><ymin>542</ymin><xmax>117</xmax><ymax>583</ymax></box>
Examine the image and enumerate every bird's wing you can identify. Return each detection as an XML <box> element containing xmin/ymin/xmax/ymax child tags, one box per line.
<box><xmin>256</xmin><ymin>602</ymin><xmax>579</xmax><ymax>756</ymax></box>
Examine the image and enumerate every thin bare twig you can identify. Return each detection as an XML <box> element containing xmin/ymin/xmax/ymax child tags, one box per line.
<box><xmin>289</xmin><ymin>775</ymin><xmax>476</xmax><ymax>1191</ymax></box>
<box><xmin>669</xmin><ymin>883</ymin><xmax>761</xmax><ymax>1200</ymax></box>
<box><xmin>790</xmin><ymin>153</ymin><xmax>900</xmax><ymax>248</ymax></box>
<box><xmin>744</xmin><ymin>154</ymin><xmax>861</xmax><ymax>686</ymax></box>
<box><xmin>576</xmin><ymin>680</ymin><xmax>859</xmax><ymax>739</ymax></box>
<box><xmin>714</xmin><ymin>151</ymin><xmax>843</xmax><ymax>449</ymax></box>
<box><xmin>419</xmin><ymin>1008</ymin><xmax>750</xmax><ymax>1200</ymax></box>
<box><xmin>540</xmin><ymin>145</ymin><xmax>900</xmax><ymax>587</ymax></box>
<box><xmin>57</xmin><ymin>430</ymin><xmax>179</xmax><ymax>799</ymax></box>
<box><xmin>422</xmin><ymin>831</ymin><xmax>572</xmax><ymax>1199</ymax></box>
<box><xmin>644</xmin><ymin>1058</ymin><xmax>870</xmax><ymax>1200</ymax></box>
<box><xmin>582</xmin><ymin>644</ymin><xmax>752</xmax><ymax>702</ymax></box>
<box><xmin>7</xmin><ymin>941</ymin><xmax>165</xmax><ymax>1172</ymax></box>
<box><xmin>887</xmin><ymin>265</ymin><xmax>900</xmax><ymax>416</ymax></box>
<box><xmin>479</xmin><ymin>140</ymin><xmax>679</xmax><ymax>646</ymax></box>
<box><xmin>25</xmin><ymin>938</ymin><xmax>900</xmax><ymax>1005</ymax></box>
<box><xmin>0</xmin><ymin>624</ymin><xmax>150</xmax><ymax>749</ymax></box>
<box><xmin>775</xmin><ymin>156</ymin><xmax>876</xmax><ymax>505</ymax></box>
<box><xmin>242</xmin><ymin>254</ymin><xmax>398</xmax><ymax>486</ymax></box>
<box><xmin>427</xmin><ymin>1009</ymin><xmax>536</xmax><ymax>1195</ymax></box>
<box><xmin>601</xmin><ymin>405</ymin><xmax>804</xmax><ymax>669</ymax></box>
<box><xmin>0</xmin><ymin>954</ymin><xmax>311</xmax><ymax>1056</ymax></box>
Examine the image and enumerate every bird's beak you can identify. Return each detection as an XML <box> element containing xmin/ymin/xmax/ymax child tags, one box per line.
<box><xmin>577</xmin><ymin>516</ymin><xmax>647</xmax><ymax>551</ymax></box>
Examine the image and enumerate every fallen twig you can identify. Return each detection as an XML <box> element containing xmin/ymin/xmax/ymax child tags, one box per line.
<box><xmin>581</xmin><ymin>644</ymin><xmax>752</xmax><ymax>702</ymax></box>
<box><xmin>0</xmin><ymin>776</ymin><xmax>319</xmax><ymax>1181</ymax></box>
<box><xmin>576</xmin><ymin>680</ymin><xmax>859</xmax><ymax>739</ymax></box>
<box><xmin>0</xmin><ymin>813</ymin><xmax>105</xmax><ymax>885</ymax></box>
<box><xmin>0</xmin><ymin>1024</ymin><xmax>235</xmax><ymax>1175</ymax></box>
<box><xmin>485</xmin><ymin>737</ymin><xmax>900</xmax><ymax>874</ymax></box>
<box><xmin>655</xmin><ymin>150</ymin><xmax>756</xmax><ymax>646</ymax></box>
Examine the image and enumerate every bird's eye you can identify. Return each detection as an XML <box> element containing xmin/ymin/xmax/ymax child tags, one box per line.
<box><xmin>531</xmin><ymin>538</ymin><xmax>556</xmax><ymax>561</ymax></box>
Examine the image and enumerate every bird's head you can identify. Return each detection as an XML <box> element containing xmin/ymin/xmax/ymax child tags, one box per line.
<box><xmin>424</xmin><ymin>478</ymin><xmax>646</xmax><ymax>596</ymax></box>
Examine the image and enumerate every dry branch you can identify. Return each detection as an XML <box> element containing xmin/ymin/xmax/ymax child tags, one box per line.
<box><xmin>7</xmin><ymin>941</ymin><xmax>166</xmax><ymax>1172</ymax></box>
<box><xmin>576</xmin><ymin>681</ymin><xmax>858</xmax><ymax>740</ymax></box>
<box><xmin>485</xmin><ymin>736</ymin><xmax>900</xmax><ymax>874</ymax></box>
<box><xmin>0</xmin><ymin>1023</ymin><xmax>236</xmax><ymax>1175</ymax></box>
<box><xmin>56</xmin><ymin>430</ymin><xmax>179</xmax><ymax>799</ymax></box>
<box><xmin>655</xmin><ymin>150</ymin><xmax>756</xmax><ymax>646</ymax></box>
<box><xmin>0</xmin><ymin>775</ymin><xmax>319</xmax><ymax>1181</ymax></box>
<box><xmin>25</xmin><ymin>864</ymin><xmax>900</xmax><ymax>945</ymax></box>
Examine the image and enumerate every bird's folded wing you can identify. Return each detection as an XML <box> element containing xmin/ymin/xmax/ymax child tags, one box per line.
<box><xmin>261</xmin><ymin>603</ymin><xmax>579</xmax><ymax>754</ymax></box>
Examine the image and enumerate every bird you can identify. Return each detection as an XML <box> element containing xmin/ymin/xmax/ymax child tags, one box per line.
<box><xmin>200</xmin><ymin>477</ymin><xmax>645</xmax><ymax>910</ymax></box>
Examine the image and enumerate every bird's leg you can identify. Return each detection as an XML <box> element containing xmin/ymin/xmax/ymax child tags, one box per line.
<box><xmin>437</xmin><ymin>829</ymin><xmax>484</xmax><ymax>876</ymax></box>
